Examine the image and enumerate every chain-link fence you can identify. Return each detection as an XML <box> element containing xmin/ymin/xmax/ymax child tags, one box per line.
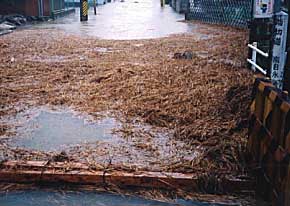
<box><xmin>185</xmin><ymin>0</ymin><xmax>252</xmax><ymax>28</ymax></box>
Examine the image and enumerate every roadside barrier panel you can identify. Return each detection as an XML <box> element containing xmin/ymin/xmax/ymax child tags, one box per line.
<box><xmin>248</xmin><ymin>78</ymin><xmax>290</xmax><ymax>206</ymax></box>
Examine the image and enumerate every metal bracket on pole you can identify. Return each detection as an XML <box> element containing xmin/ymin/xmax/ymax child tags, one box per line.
<box><xmin>247</xmin><ymin>42</ymin><xmax>269</xmax><ymax>75</ymax></box>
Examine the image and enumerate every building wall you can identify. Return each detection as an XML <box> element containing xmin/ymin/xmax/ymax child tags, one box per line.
<box><xmin>24</xmin><ymin>0</ymin><xmax>39</xmax><ymax>16</ymax></box>
<box><xmin>0</xmin><ymin>0</ymin><xmax>39</xmax><ymax>16</ymax></box>
<box><xmin>0</xmin><ymin>0</ymin><xmax>24</xmax><ymax>15</ymax></box>
<box><xmin>0</xmin><ymin>0</ymin><xmax>69</xmax><ymax>17</ymax></box>
<box><xmin>53</xmin><ymin>0</ymin><xmax>65</xmax><ymax>10</ymax></box>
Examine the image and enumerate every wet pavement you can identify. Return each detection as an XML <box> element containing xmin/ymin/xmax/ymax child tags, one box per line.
<box><xmin>32</xmin><ymin>0</ymin><xmax>193</xmax><ymax>39</ymax></box>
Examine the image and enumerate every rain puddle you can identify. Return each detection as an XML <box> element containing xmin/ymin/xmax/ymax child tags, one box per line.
<box><xmin>93</xmin><ymin>47</ymin><xmax>112</xmax><ymax>53</ymax></box>
<box><xmin>8</xmin><ymin>107</ymin><xmax>121</xmax><ymax>151</ymax></box>
<box><xmin>2</xmin><ymin>106</ymin><xmax>202</xmax><ymax>169</ymax></box>
<box><xmin>0</xmin><ymin>190</ymin><xmax>233</xmax><ymax>206</ymax></box>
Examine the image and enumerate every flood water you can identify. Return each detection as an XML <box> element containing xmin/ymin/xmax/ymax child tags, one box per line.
<box><xmin>10</xmin><ymin>108</ymin><xmax>120</xmax><ymax>151</ymax></box>
<box><xmin>32</xmin><ymin>0</ymin><xmax>193</xmax><ymax>39</ymax></box>
<box><xmin>0</xmin><ymin>190</ymin><xmax>236</xmax><ymax>206</ymax></box>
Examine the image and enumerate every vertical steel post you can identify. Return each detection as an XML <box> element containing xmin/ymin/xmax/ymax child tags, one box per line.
<box><xmin>94</xmin><ymin>0</ymin><xmax>97</xmax><ymax>15</ymax></box>
<box><xmin>80</xmin><ymin>0</ymin><xmax>88</xmax><ymax>21</ymax></box>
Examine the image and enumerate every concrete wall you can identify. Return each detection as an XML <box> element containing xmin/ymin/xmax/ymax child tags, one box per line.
<box><xmin>53</xmin><ymin>0</ymin><xmax>65</xmax><ymax>10</ymax></box>
<box><xmin>175</xmin><ymin>0</ymin><xmax>188</xmax><ymax>14</ymax></box>
<box><xmin>170</xmin><ymin>0</ymin><xmax>188</xmax><ymax>14</ymax></box>
<box><xmin>171</xmin><ymin>0</ymin><xmax>176</xmax><ymax>9</ymax></box>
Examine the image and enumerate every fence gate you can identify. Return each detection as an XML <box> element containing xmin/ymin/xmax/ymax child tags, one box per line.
<box><xmin>185</xmin><ymin>0</ymin><xmax>252</xmax><ymax>28</ymax></box>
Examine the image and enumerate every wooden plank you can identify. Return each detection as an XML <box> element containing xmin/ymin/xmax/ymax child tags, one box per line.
<box><xmin>0</xmin><ymin>161</ymin><xmax>254</xmax><ymax>193</ymax></box>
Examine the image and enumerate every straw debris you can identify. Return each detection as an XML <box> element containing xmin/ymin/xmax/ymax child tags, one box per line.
<box><xmin>0</xmin><ymin>23</ymin><xmax>252</xmax><ymax>177</ymax></box>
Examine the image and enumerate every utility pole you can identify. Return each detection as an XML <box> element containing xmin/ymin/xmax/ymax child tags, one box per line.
<box><xmin>80</xmin><ymin>0</ymin><xmax>88</xmax><ymax>21</ymax></box>
<box><xmin>284</xmin><ymin>0</ymin><xmax>290</xmax><ymax>94</ymax></box>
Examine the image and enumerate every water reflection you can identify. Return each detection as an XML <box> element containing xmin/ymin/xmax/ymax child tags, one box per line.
<box><xmin>11</xmin><ymin>108</ymin><xmax>120</xmax><ymax>151</ymax></box>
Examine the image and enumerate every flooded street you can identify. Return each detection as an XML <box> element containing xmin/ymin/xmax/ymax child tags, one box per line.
<box><xmin>0</xmin><ymin>15</ymin><xmax>251</xmax><ymax>172</ymax></box>
<box><xmin>32</xmin><ymin>0</ymin><xmax>193</xmax><ymax>39</ymax></box>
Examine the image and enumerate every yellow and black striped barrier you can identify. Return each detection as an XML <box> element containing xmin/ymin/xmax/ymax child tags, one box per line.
<box><xmin>80</xmin><ymin>0</ymin><xmax>88</xmax><ymax>21</ymax></box>
<box><xmin>248</xmin><ymin>78</ymin><xmax>290</xmax><ymax>206</ymax></box>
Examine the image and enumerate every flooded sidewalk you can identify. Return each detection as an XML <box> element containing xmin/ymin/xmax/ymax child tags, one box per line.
<box><xmin>32</xmin><ymin>0</ymin><xmax>193</xmax><ymax>39</ymax></box>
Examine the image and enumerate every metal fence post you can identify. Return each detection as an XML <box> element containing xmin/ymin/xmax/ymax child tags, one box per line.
<box><xmin>252</xmin><ymin>42</ymin><xmax>257</xmax><ymax>72</ymax></box>
<box><xmin>94</xmin><ymin>0</ymin><xmax>97</xmax><ymax>15</ymax></box>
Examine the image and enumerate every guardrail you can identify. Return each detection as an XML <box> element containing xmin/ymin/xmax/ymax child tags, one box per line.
<box><xmin>247</xmin><ymin>78</ymin><xmax>290</xmax><ymax>206</ymax></box>
<box><xmin>247</xmin><ymin>42</ymin><xmax>269</xmax><ymax>75</ymax></box>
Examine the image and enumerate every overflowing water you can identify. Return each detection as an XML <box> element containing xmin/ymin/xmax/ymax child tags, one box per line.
<box><xmin>32</xmin><ymin>0</ymin><xmax>194</xmax><ymax>39</ymax></box>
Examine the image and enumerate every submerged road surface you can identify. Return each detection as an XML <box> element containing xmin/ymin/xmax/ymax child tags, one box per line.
<box><xmin>33</xmin><ymin>0</ymin><xmax>193</xmax><ymax>39</ymax></box>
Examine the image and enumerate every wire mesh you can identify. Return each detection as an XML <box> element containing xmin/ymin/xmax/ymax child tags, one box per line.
<box><xmin>186</xmin><ymin>0</ymin><xmax>252</xmax><ymax>28</ymax></box>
